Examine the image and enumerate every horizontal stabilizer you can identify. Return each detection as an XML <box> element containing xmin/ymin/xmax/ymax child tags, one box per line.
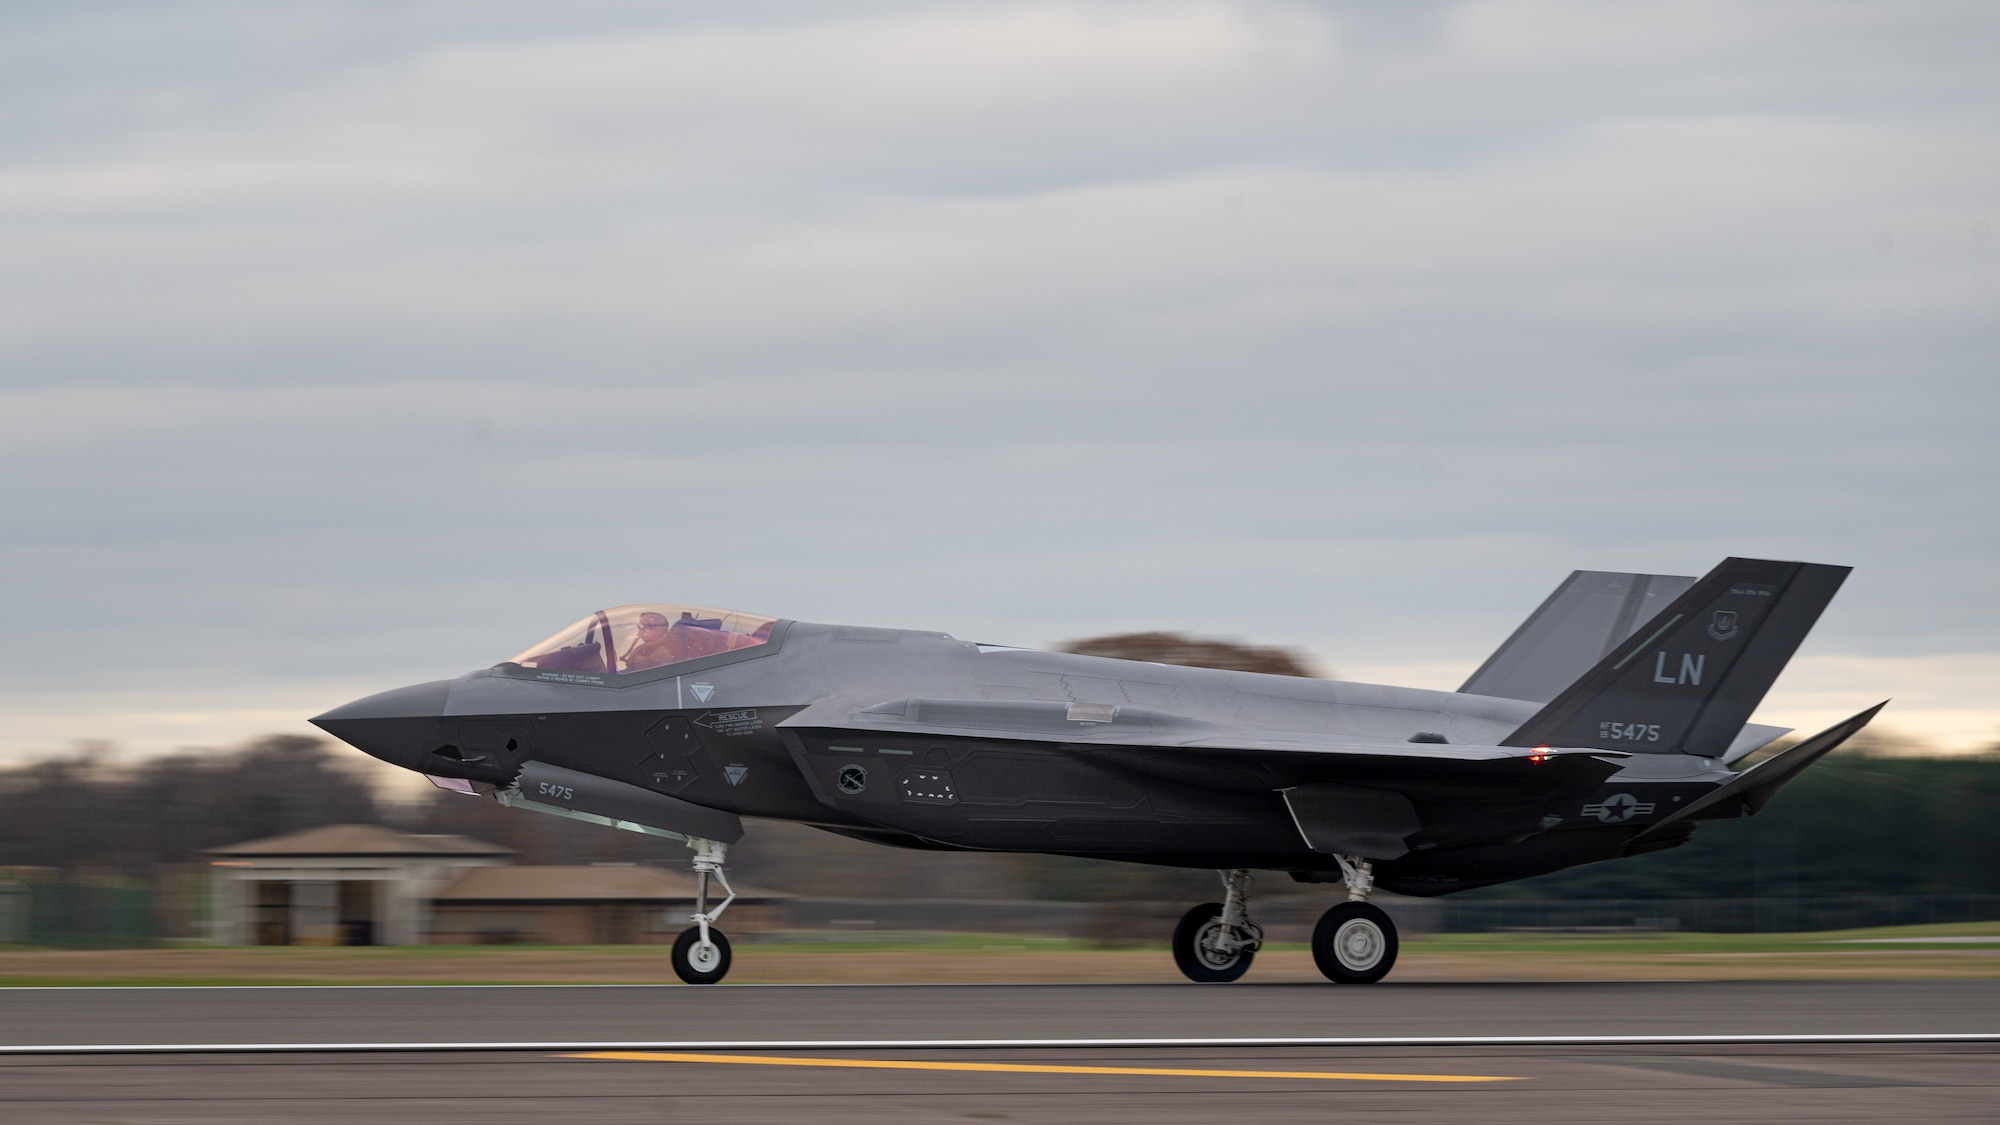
<box><xmin>1724</xmin><ymin>722</ymin><xmax>1792</xmax><ymax>766</ymax></box>
<box><xmin>1629</xmin><ymin>702</ymin><xmax>1886</xmax><ymax>845</ymax></box>
<box><xmin>1501</xmin><ymin>557</ymin><xmax>1850</xmax><ymax>756</ymax></box>
<box><xmin>1461</xmin><ymin>571</ymin><xmax>1696</xmax><ymax>703</ymax></box>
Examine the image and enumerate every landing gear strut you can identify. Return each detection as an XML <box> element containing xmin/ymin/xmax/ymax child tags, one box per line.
<box><xmin>670</xmin><ymin>836</ymin><xmax>735</xmax><ymax>985</ymax></box>
<box><xmin>1312</xmin><ymin>854</ymin><xmax>1398</xmax><ymax>984</ymax></box>
<box><xmin>1171</xmin><ymin>869</ymin><xmax>1263</xmax><ymax>983</ymax></box>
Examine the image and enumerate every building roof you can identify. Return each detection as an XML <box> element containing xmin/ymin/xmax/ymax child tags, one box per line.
<box><xmin>206</xmin><ymin>823</ymin><xmax>515</xmax><ymax>858</ymax></box>
<box><xmin>432</xmin><ymin>865</ymin><xmax>783</xmax><ymax>904</ymax></box>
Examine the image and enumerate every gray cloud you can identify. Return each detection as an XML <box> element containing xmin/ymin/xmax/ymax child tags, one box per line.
<box><xmin>0</xmin><ymin>1</ymin><xmax>1994</xmax><ymax>754</ymax></box>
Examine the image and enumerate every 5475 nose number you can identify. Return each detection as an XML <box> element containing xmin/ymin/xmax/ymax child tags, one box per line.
<box><xmin>1598</xmin><ymin>721</ymin><xmax>1662</xmax><ymax>742</ymax></box>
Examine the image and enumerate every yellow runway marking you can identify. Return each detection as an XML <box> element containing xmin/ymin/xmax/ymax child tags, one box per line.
<box><xmin>562</xmin><ymin>1050</ymin><xmax>1520</xmax><ymax>1083</ymax></box>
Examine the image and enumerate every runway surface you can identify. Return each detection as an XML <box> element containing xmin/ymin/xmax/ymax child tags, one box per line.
<box><xmin>3</xmin><ymin>979</ymin><xmax>1996</xmax><ymax>1046</ymax></box>
<box><xmin>2</xmin><ymin>982</ymin><xmax>1995</xmax><ymax>1122</ymax></box>
<box><xmin>4</xmin><ymin>1043</ymin><xmax>1995</xmax><ymax>1123</ymax></box>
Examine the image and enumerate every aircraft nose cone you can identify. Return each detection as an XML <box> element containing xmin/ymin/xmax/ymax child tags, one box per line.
<box><xmin>311</xmin><ymin>679</ymin><xmax>456</xmax><ymax>773</ymax></box>
<box><xmin>314</xmin><ymin>679</ymin><xmax>453</xmax><ymax>724</ymax></box>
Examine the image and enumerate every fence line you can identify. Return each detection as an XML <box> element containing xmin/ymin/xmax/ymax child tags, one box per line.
<box><xmin>1439</xmin><ymin>894</ymin><xmax>2000</xmax><ymax>933</ymax></box>
<box><xmin>1</xmin><ymin>885</ymin><xmax>1997</xmax><ymax>946</ymax></box>
<box><xmin>1</xmin><ymin>883</ymin><xmax>156</xmax><ymax>948</ymax></box>
<box><xmin>774</xmin><ymin>893</ymin><xmax>2000</xmax><ymax>939</ymax></box>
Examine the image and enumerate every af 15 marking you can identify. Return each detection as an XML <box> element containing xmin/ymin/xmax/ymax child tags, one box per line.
<box><xmin>1598</xmin><ymin>721</ymin><xmax>1663</xmax><ymax>742</ymax></box>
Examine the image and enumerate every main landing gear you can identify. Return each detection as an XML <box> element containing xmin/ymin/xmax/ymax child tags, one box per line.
<box><xmin>670</xmin><ymin>836</ymin><xmax>735</xmax><ymax>985</ymax></box>
<box><xmin>1169</xmin><ymin>856</ymin><xmax>1399</xmax><ymax>985</ymax></box>
<box><xmin>1310</xmin><ymin>854</ymin><xmax>1397</xmax><ymax>984</ymax></box>
<box><xmin>1171</xmin><ymin>869</ymin><xmax>1263</xmax><ymax>983</ymax></box>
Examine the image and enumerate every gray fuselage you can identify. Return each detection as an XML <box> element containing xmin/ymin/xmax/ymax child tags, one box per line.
<box><xmin>318</xmin><ymin>620</ymin><xmax>1743</xmax><ymax>896</ymax></box>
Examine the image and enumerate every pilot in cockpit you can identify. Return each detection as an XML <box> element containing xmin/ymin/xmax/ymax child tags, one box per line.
<box><xmin>621</xmin><ymin>611</ymin><xmax>686</xmax><ymax>672</ymax></box>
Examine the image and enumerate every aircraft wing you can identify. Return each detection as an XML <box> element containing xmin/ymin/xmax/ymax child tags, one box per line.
<box><xmin>779</xmin><ymin>696</ymin><xmax>1623</xmax><ymax>762</ymax></box>
<box><xmin>782</xmin><ymin>695</ymin><xmax>1633</xmax><ymax>864</ymax></box>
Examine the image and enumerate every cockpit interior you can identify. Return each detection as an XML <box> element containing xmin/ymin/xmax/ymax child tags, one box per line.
<box><xmin>505</xmin><ymin>604</ymin><xmax>778</xmax><ymax>676</ymax></box>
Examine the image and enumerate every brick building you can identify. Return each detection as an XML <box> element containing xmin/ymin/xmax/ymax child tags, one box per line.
<box><xmin>207</xmin><ymin>824</ymin><xmax>780</xmax><ymax>945</ymax></box>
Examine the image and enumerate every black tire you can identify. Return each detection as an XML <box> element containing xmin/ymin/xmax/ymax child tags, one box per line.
<box><xmin>1171</xmin><ymin>902</ymin><xmax>1255</xmax><ymax>983</ymax></box>
<box><xmin>1311</xmin><ymin>901</ymin><xmax>1398</xmax><ymax>984</ymax></box>
<box><xmin>671</xmin><ymin>926</ymin><xmax>732</xmax><ymax>985</ymax></box>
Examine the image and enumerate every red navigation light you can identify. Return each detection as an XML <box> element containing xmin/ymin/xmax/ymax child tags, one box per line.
<box><xmin>1528</xmin><ymin>746</ymin><xmax>1552</xmax><ymax>764</ymax></box>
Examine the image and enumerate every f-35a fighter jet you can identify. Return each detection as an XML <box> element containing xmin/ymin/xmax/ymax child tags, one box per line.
<box><xmin>314</xmin><ymin>557</ymin><xmax>1881</xmax><ymax>986</ymax></box>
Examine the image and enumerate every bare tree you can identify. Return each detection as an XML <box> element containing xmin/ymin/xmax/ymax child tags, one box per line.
<box><xmin>1058</xmin><ymin>631</ymin><xmax>1323</xmax><ymax>678</ymax></box>
<box><xmin>0</xmin><ymin>736</ymin><xmax>381</xmax><ymax>876</ymax></box>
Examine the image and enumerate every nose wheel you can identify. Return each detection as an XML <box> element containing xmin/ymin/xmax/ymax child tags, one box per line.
<box><xmin>671</xmin><ymin>925</ymin><xmax>733</xmax><ymax>984</ymax></box>
<box><xmin>672</xmin><ymin>836</ymin><xmax>737</xmax><ymax>985</ymax></box>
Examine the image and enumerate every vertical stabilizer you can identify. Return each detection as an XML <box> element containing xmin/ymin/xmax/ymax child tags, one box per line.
<box><xmin>1500</xmin><ymin>558</ymin><xmax>1849</xmax><ymax>756</ymax></box>
<box><xmin>1460</xmin><ymin>571</ymin><xmax>1696</xmax><ymax>703</ymax></box>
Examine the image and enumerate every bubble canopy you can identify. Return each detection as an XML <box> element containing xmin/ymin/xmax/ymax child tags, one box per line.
<box><xmin>503</xmin><ymin>605</ymin><xmax>779</xmax><ymax>678</ymax></box>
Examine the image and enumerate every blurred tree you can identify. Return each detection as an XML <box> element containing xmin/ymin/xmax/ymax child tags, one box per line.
<box><xmin>0</xmin><ymin>736</ymin><xmax>379</xmax><ymax>875</ymax></box>
<box><xmin>3</xmin><ymin>721</ymin><xmax>1988</xmax><ymax>904</ymax></box>
<box><xmin>1057</xmin><ymin>631</ymin><xmax>1323</xmax><ymax>678</ymax></box>
<box><xmin>1462</xmin><ymin>743</ymin><xmax>2000</xmax><ymax>899</ymax></box>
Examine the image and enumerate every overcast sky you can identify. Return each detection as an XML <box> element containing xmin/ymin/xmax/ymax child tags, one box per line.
<box><xmin>1</xmin><ymin>0</ymin><xmax>1995</xmax><ymax>762</ymax></box>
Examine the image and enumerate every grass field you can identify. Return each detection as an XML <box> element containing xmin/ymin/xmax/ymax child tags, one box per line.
<box><xmin>0</xmin><ymin>921</ymin><xmax>1995</xmax><ymax>986</ymax></box>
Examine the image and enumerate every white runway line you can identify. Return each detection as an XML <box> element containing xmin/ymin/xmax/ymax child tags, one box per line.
<box><xmin>1</xmin><ymin>1033</ymin><xmax>1997</xmax><ymax>1054</ymax></box>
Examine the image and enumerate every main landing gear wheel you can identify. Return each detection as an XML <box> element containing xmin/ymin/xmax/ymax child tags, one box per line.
<box><xmin>1312</xmin><ymin>901</ymin><xmax>1398</xmax><ymax>984</ymax></box>
<box><xmin>1172</xmin><ymin>869</ymin><xmax>1263</xmax><ymax>984</ymax></box>
<box><xmin>1172</xmin><ymin>902</ymin><xmax>1255</xmax><ymax>983</ymax></box>
<box><xmin>671</xmin><ymin>926</ymin><xmax>732</xmax><ymax>985</ymax></box>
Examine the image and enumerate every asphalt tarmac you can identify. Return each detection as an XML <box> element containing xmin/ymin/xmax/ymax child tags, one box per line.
<box><xmin>1</xmin><ymin>983</ymin><xmax>1995</xmax><ymax>1122</ymax></box>
<box><xmin>3</xmin><ymin>979</ymin><xmax>1997</xmax><ymax>1046</ymax></box>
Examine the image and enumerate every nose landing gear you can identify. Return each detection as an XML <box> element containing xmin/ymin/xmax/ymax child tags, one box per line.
<box><xmin>1171</xmin><ymin>869</ymin><xmax>1263</xmax><ymax>983</ymax></box>
<box><xmin>670</xmin><ymin>836</ymin><xmax>735</xmax><ymax>985</ymax></box>
<box><xmin>1311</xmin><ymin>854</ymin><xmax>1398</xmax><ymax>984</ymax></box>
